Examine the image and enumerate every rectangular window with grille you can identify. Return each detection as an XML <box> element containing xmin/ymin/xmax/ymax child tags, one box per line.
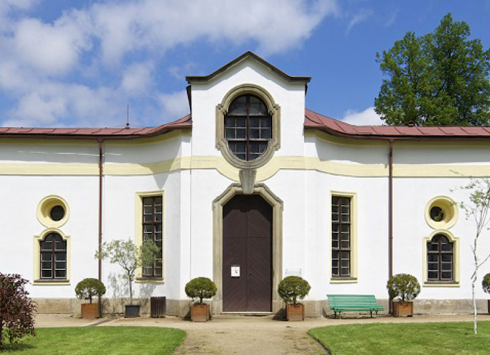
<box><xmin>142</xmin><ymin>196</ymin><xmax>163</xmax><ymax>278</ymax></box>
<box><xmin>332</xmin><ymin>196</ymin><xmax>351</xmax><ymax>278</ymax></box>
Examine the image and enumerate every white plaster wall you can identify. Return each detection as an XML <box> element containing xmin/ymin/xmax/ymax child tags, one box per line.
<box><xmin>0</xmin><ymin>141</ymin><xmax>98</xmax><ymax>164</ymax></box>
<box><xmin>104</xmin><ymin>134</ymin><xmax>185</xmax><ymax>165</ymax></box>
<box><xmin>0</xmin><ymin>175</ymin><xmax>99</xmax><ymax>298</ymax></box>
<box><xmin>394</xmin><ymin>177</ymin><xmax>490</xmax><ymax>300</ymax></box>
<box><xmin>102</xmin><ymin>171</ymin><xmax>183</xmax><ymax>300</ymax></box>
<box><xmin>190</xmin><ymin>59</ymin><xmax>306</xmax><ymax>158</ymax></box>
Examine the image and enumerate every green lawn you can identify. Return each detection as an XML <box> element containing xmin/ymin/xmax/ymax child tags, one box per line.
<box><xmin>308</xmin><ymin>321</ymin><xmax>490</xmax><ymax>355</ymax></box>
<box><xmin>1</xmin><ymin>327</ymin><xmax>186</xmax><ymax>355</ymax></box>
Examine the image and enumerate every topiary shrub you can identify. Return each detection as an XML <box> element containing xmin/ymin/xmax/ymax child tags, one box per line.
<box><xmin>185</xmin><ymin>277</ymin><xmax>217</xmax><ymax>304</ymax></box>
<box><xmin>483</xmin><ymin>273</ymin><xmax>490</xmax><ymax>294</ymax></box>
<box><xmin>75</xmin><ymin>278</ymin><xmax>106</xmax><ymax>304</ymax></box>
<box><xmin>0</xmin><ymin>273</ymin><xmax>36</xmax><ymax>350</ymax></box>
<box><xmin>278</xmin><ymin>276</ymin><xmax>311</xmax><ymax>305</ymax></box>
<box><xmin>387</xmin><ymin>273</ymin><xmax>421</xmax><ymax>302</ymax></box>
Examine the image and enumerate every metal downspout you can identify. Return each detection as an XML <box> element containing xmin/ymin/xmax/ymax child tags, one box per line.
<box><xmin>98</xmin><ymin>139</ymin><xmax>104</xmax><ymax>317</ymax></box>
<box><xmin>388</xmin><ymin>140</ymin><xmax>394</xmax><ymax>315</ymax></box>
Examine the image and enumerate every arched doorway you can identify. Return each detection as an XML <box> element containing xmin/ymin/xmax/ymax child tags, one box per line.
<box><xmin>222</xmin><ymin>194</ymin><xmax>272</xmax><ymax>312</ymax></box>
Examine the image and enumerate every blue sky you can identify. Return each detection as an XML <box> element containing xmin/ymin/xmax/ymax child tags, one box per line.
<box><xmin>0</xmin><ymin>0</ymin><xmax>489</xmax><ymax>128</ymax></box>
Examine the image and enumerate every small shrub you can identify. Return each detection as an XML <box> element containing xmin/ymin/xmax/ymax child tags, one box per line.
<box><xmin>278</xmin><ymin>276</ymin><xmax>311</xmax><ymax>305</ymax></box>
<box><xmin>185</xmin><ymin>277</ymin><xmax>217</xmax><ymax>304</ymax></box>
<box><xmin>387</xmin><ymin>273</ymin><xmax>420</xmax><ymax>302</ymax></box>
<box><xmin>75</xmin><ymin>278</ymin><xmax>106</xmax><ymax>304</ymax></box>
<box><xmin>0</xmin><ymin>273</ymin><xmax>36</xmax><ymax>349</ymax></box>
<box><xmin>483</xmin><ymin>273</ymin><xmax>490</xmax><ymax>294</ymax></box>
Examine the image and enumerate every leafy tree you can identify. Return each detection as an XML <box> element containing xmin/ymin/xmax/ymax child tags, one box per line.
<box><xmin>386</xmin><ymin>273</ymin><xmax>420</xmax><ymax>302</ymax></box>
<box><xmin>95</xmin><ymin>239</ymin><xmax>160</xmax><ymax>305</ymax></box>
<box><xmin>0</xmin><ymin>274</ymin><xmax>36</xmax><ymax>349</ymax></box>
<box><xmin>75</xmin><ymin>278</ymin><xmax>106</xmax><ymax>304</ymax></box>
<box><xmin>278</xmin><ymin>276</ymin><xmax>311</xmax><ymax>305</ymax></box>
<box><xmin>375</xmin><ymin>13</ymin><xmax>490</xmax><ymax>126</ymax></box>
<box><xmin>185</xmin><ymin>277</ymin><xmax>217</xmax><ymax>304</ymax></box>
<box><xmin>457</xmin><ymin>178</ymin><xmax>490</xmax><ymax>335</ymax></box>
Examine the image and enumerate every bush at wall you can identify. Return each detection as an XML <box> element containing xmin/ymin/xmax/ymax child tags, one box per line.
<box><xmin>75</xmin><ymin>278</ymin><xmax>106</xmax><ymax>304</ymax></box>
<box><xmin>0</xmin><ymin>273</ymin><xmax>36</xmax><ymax>349</ymax></box>
<box><xmin>278</xmin><ymin>276</ymin><xmax>311</xmax><ymax>305</ymax></box>
<box><xmin>387</xmin><ymin>273</ymin><xmax>421</xmax><ymax>302</ymax></box>
<box><xmin>185</xmin><ymin>277</ymin><xmax>217</xmax><ymax>304</ymax></box>
<box><xmin>483</xmin><ymin>273</ymin><xmax>490</xmax><ymax>294</ymax></box>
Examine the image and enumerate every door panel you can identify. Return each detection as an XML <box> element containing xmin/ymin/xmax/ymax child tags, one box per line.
<box><xmin>223</xmin><ymin>194</ymin><xmax>272</xmax><ymax>312</ymax></box>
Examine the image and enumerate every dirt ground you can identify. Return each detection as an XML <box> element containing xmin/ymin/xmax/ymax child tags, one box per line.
<box><xmin>35</xmin><ymin>313</ymin><xmax>490</xmax><ymax>355</ymax></box>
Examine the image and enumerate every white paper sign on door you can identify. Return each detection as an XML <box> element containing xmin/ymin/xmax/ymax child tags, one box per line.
<box><xmin>231</xmin><ymin>265</ymin><xmax>240</xmax><ymax>277</ymax></box>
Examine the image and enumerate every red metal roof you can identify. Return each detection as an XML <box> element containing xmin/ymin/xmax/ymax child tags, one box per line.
<box><xmin>0</xmin><ymin>114</ymin><xmax>192</xmax><ymax>139</ymax></box>
<box><xmin>2</xmin><ymin>110</ymin><xmax>490</xmax><ymax>141</ymax></box>
<box><xmin>304</xmin><ymin>109</ymin><xmax>490</xmax><ymax>140</ymax></box>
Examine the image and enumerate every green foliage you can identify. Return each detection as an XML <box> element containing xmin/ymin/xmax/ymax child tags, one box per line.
<box><xmin>95</xmin><ymin>239</ymin><xmax>160</xmax><ymax>305</ymax></box>
<box><xmin>75</xmin><ymin>278</ymin><xmax>106</xmax><ymax>304</ymax></box>
<box><xmin>387</xmin><ymin>273</ymin><xmax>420</xmax><ymax>302</ymax></box>
<box><xmin>482</xmin><ymin>273</ymin><xmax>490</xmax><ymax>294</ymax></box>
<box><xmin>278</xmin><ymin>276</ymin><xmax>311</xmax><ymax>305</ymax></box>
<box><xmin>184</xmin><ymin>277</ymin><xmax>217</xmax><ymax>304</ymax></box>
<box><xmin>375</xmin><ymin>13</ymin><xmax>490</xmax><ymax>126</ymax></box>
<box><xmin>0</xmin><ymin>273</ymin><xmax>36</xmax><ymax>350</ymax></box>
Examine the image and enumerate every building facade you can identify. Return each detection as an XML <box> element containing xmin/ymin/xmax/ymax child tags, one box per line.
<box><xmin>1</xmin><ymin>52</ymin><xmax>490</xmax><ymax>317</ymax></box>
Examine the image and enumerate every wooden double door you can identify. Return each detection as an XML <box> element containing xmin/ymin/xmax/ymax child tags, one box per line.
<box><xmin>222</xmin><ymin>194</ymin><xmax>272</xmax><ymax>312</ymax></box>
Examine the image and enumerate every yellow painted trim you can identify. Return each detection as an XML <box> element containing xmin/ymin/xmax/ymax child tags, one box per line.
<box><xmin>2</xmin><ymin>155</ymin><xmax>490</xmax><ymax>178</ymax></box>
<box><xmin>134</xmin><ymin>190</ymin><xmax>165</xmax><ymax>282</ymax></box>
<box><xmin>422</xmin><ymin>230</ymin><xmax>460</xmax><ymax>287</ymax></box>
<box><xmin>329</xmin><ymin>191</ymin><xmax>358</xmax><ymax>282</ymax></box>
<box><xmin>424</xmin><ymin>196</ymin><xmax>458</xmax><ymax>230</ymax></box>
<box><xmin>33</xmin><ymin>228</ymin><xmax>71</xmax><ymax>285</ymax></box>
<box><xmin>37</xmin><ymin>195</ymin><xmax>70</xmax><ymax>229</ymax></box>
<box><xmin>330</xmin><ymin>278</ymin><xmax>358</xmax><ymax>284</ymax></box>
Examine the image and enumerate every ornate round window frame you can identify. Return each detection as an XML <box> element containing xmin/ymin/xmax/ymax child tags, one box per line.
<box><xmin>216</xmin><ymin>84</ymin><xmax>281</xmax><ymax>169</ymax></box>
<box><xmin>424</xmin><ymin>196</ymin><xmax>458</xmax><ymax>230</ymax></box>
<box><xmin>37</xmin><ymin>195</ymin><xmax>70</xmax><ymax>228</ymax></box>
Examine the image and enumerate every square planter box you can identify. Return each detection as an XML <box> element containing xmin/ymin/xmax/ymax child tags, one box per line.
<box><xmin>81</xmin><ymin>304</ymin><xmax>99</xmax><ymax>319</ymax></box>
<box><xmin>191</xmin><ymin>303</ymin><xmax>210</xmax><ymax>322</ymax></box>
<box><xmin>286</xmin><ymin>304</ymin><xmax>305</xmax><ymax>321</ymax></box>
<box><xmin>393</xmin><ymin>301</ymin><xmax>413</xmax><ymax>317</ymax></box>
<box><xmin>125</xmin><ymin>305</ymin><xmax>141</xmax><ymax>318</ymax></box>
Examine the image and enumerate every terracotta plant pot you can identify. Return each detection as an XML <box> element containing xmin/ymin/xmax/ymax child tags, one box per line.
<box><xmin>393</xmin><ymin>301</ymin><xmax>413</xmax><ymax>317</ymax></box>
<box><xmin>125</xmin><ymin>305</ymin><xmax>140</xmax><ymax>318</ymax></box>
<box><xmin>191</xmin><ymin>303</ymin><xmax>210</xmax><ymax>322</ymax></box>
<box><xmin>81</xmin><ymin>303</ymin><xmax>99</xmax><ymax>319</ymax></box>
<box><xmin>286</xmin><ymin>303</ymin><xmax>305</xmax><ymax>321</ymax></box>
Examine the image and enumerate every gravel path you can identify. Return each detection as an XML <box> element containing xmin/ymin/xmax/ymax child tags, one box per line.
<box><xmin>35</xmin><ymin>313</ymin><xmax>490</xmax><ymax>355</ymax></box>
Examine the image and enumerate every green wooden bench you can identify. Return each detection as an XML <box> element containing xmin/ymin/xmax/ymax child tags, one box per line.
<box><xmin>327</xmin><ymin>294</ymin><xmax>384</xmax><ymax>319</ymax></box>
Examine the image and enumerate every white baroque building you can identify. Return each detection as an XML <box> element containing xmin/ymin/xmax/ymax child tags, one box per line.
<box><xmin>1</xmin><ymin>52</ymin><xmax>490</xmax><ymax>317</ymax></box>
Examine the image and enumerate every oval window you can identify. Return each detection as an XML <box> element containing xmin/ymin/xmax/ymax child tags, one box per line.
<box><xmin>50</xmin><ymin>205</ymin><xmax>66</xmax><ymax>221</ymax></box>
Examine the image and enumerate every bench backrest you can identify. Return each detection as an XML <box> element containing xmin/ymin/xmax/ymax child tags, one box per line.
<box><xmin>327</xmin><ymin>294</ymin><xmax>380</xmax><ymax>308</ymax></box>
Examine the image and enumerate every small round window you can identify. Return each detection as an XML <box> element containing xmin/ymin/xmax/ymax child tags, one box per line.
<box><xmin>37</xmin><ymin>196</ymin><xmax>70</xmax><ymax>228</ymax></box>
<box><xmin>50</xmin><ymin>205</ymin><xmax>65</xmax><ymax>221</ymax></box>
<box><xmin>224</xmin><ymin>95</ymin><xmax>272</xmax><ymax>161</ymax></box>
<box><xmin>425</xmin><ymin>196</ymin><xmax>458</xmax><ymax>230</ymax></box>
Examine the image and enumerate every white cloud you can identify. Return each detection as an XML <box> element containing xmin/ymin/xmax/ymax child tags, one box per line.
<box><xmin>0</xmin><ymin>0</ymin><xmax>339</xmax><ymax>127</ymax></box>
<box><xmin>346</xmin><ymin>9</ymin><xmax>373</xmax><ymax>34</ymax></box>
<box><xmin>158</xmin><ymin>91</ymin><xmax>189</xmax><ymax>120</ymax></box>
<box><xmin>120</xmin><ymin>62</ymin><xmax>154</xmax><ymax>95</ymax></box>
<box><xmin>88</xmin><ymin>0</ymin><xmax>339</xmax><ymax>64</ymax></box>
<box><xmin>342</xmin><ymin>107</ymin><xmax>384</xmax><ymax>126</ymax></box>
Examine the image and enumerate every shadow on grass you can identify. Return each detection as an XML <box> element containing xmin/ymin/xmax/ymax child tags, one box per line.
<box><xmin>1</xmin><ymin>342</ymin><xmax>36</xmax><ymax>352</ymax></box>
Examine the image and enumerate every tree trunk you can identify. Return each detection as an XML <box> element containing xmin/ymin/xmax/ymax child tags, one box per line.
<box><xmin>128</xmin><ymin>275</ymin><xmax>133</xmax><ymax>305</ymax></box>
<box><xmin>0</xmin><ymin>315</ymin><xmax>3</xmax><ymax>349</ymax></box>
<box><xmin>472</xmin><ymin>245</ymin><xmax>479</xmax><ymax>335</ymax></box>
